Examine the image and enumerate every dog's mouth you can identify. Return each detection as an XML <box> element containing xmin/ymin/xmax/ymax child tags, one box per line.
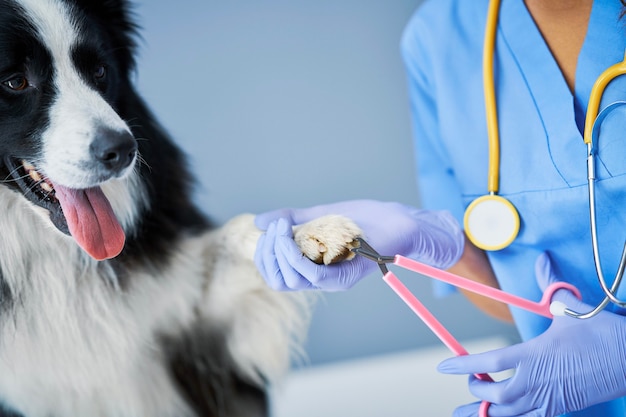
<box><xmin>5</xmin><ymin>157</ymin><xmax>125</xmax><ymax>261</ymax></box>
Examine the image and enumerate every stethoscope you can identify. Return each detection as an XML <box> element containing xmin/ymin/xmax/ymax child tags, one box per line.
<box><xmin>464</xmin><ymin>0</ymin><xmax>626</xmax><ymax>319</ymax></box>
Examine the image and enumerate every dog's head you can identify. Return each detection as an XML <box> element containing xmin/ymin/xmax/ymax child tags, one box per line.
<box><xmin>0</xmin><ymin>0</ymin><xmax>141</xmax><ymax>261</ymax></box>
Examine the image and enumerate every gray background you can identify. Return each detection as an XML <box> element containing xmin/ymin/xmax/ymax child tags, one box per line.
<box><xmin>133</xmin><ymin>0</ymin><xmax>519</xmax><ymax>365</ymax></box>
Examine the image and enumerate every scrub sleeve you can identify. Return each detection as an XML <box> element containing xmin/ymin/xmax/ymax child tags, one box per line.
<box><xmin>401</xmin><ymin>0</ymin><xmax>626</xmax><ymax>415</ymax></box>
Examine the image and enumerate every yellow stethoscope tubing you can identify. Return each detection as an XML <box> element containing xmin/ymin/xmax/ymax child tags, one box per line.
<box><xmin>483</xmin><ymin>0</ymin><xmax>501</xmax><ymax>194</ymax></box>
<box><xmin>583</xmin><ymin>50</ymin><xmax>626</xmax><ymax>146</ymax></box>
<box><xmin>464</xmin><ymin>0</ymin><xmax>520</xmax><ymax>251</ymax></box>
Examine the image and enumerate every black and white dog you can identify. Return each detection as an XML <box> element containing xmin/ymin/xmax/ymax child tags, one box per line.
<box><xmin>0</xmin><ymin>0</ymin><xmax>361</xmax><ymax>416</ymax></box>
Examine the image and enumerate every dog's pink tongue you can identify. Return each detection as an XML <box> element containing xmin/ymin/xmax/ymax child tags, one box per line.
<box><xmin>54</xmin><ymin>185</ymin><xmax>125</xmax><ymax>260</ymax></box>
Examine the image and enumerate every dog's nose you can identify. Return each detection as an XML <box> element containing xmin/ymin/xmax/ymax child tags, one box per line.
<box><xmin>90</xmin><ymin>128</ymin><xmax>137</xmax><ymax>173</ymax></box>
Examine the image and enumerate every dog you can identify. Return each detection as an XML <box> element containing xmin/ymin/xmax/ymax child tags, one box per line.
<box><xmin>0</xmin><ymin>1</ymin><xmax>362</xmax><ymax>416</ymax></box>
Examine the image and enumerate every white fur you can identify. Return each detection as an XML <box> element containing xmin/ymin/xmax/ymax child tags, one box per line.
<box><xmin>200</xmin><ymin>215</ymin><xmax>315</xmax><ymax>384</ymax></box>
<box><xmin>100</xmin><ymin>171</ymin><xmax>150</xmax><ymax>236</ymax></box>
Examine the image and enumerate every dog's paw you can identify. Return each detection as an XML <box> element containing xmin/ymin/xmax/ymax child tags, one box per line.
<box><xmin>293</xmin><ymin>215</ymin><xmax>362</xmax><ymax>265</ymax></box>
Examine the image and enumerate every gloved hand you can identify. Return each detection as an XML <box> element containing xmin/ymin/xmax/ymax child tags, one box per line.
<box><xmin>438</xmin><ymin>252</ymin><xmax>626</xmax><ymax>417</ymax></box>
<box><xmin>254</xmin><ymin>199</ymin><xmax>464</xmax><ymax>291</ymax></box>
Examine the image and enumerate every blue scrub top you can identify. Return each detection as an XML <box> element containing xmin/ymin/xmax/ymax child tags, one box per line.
<box><xmin>402</xmin><ymin>0</ymin><xmax>626</xmax><ymax>415</ymax></box>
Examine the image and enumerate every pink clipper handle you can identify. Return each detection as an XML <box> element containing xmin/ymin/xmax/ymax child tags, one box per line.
<box><xmin>394</xmin><ymin>255</ymin><xmax>581</xmax><ymax>318</ymax></box>
<box><xmin>382</xmin><ymin>271</ymin><xmax>493</xmax><ymax>381</ymax></box>
<box><xmin>479</xmin><ymin>400</ymin><xmax>491</xmax><ymax>417</ymax></box>
<box><xmin>382</xmin><ymin>270</ymin><xmax>494</xmax><ymax>417</ymax></box>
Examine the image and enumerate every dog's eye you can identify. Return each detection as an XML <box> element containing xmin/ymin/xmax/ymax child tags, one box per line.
<box><xmin>94</xmin><ymin>64</ymin><xmax>107</xmax><ymax>81</ymax></box>
<box><xmin>3</xmin><ymin>75</ymin><xmax>28</xmax><ymax>91</ymax></box>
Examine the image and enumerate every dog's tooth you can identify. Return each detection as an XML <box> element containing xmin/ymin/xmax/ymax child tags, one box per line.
<box><xmin>40</xmin><ymin>182</ymin><xmax>53</xmax><ymax>193</ymax></box>
<box><xmin>29</xmin><ymin>169</ymin><xmax>42</xmax><ymax>182</ymax></box>
<box><xmin>22</xmin><ymin>160</ymin><xmax>36</xmax><ymax>171</ymax></box>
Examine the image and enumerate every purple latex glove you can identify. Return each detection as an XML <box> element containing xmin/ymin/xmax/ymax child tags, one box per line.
<box><xmin>438</xmin><ymin>252</ymin><xmax>626</xmax><ymax>417</ymax></box>
<box><xmin>254</xmin><ymin>199</ymin><xmax>464</xmax><ymax>291</ymax></box>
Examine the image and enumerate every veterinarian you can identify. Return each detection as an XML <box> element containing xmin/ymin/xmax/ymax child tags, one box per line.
<box><xmin>255</xmin><ymin>0</ymin><xmax>626</xmax><ymax>416</ymax></box>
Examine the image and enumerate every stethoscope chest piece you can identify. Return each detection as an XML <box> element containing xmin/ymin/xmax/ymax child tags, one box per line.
<box><xmin>464</xmin><ymin>194</ymin><xmax>520</xmax><ymax>251</ymax></box>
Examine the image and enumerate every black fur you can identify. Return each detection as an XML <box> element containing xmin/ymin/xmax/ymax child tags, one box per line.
<box><xmin>112</xmin><ymin>88</ymin><xmax>213</xmax><ymax>270</ymax></box>
<box><xmin>0</xmin><ymin>2</ymin><xmax>54</xmax><ymax>163</ymax></box>
<box><xmin>164</xmin><ymin>324</ymin><xmax>268</xmax><ymax>417</ymax></box>
<box><xmin>0</xmin><ymin>407</ymin><xmax>23</xmax><ymax>417</ymax></box>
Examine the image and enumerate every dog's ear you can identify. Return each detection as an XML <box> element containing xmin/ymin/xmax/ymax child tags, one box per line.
<box><xmin>72</xmin><ymin>0</ymin><xmax>140</xmax><ymax>74</ymax></box>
